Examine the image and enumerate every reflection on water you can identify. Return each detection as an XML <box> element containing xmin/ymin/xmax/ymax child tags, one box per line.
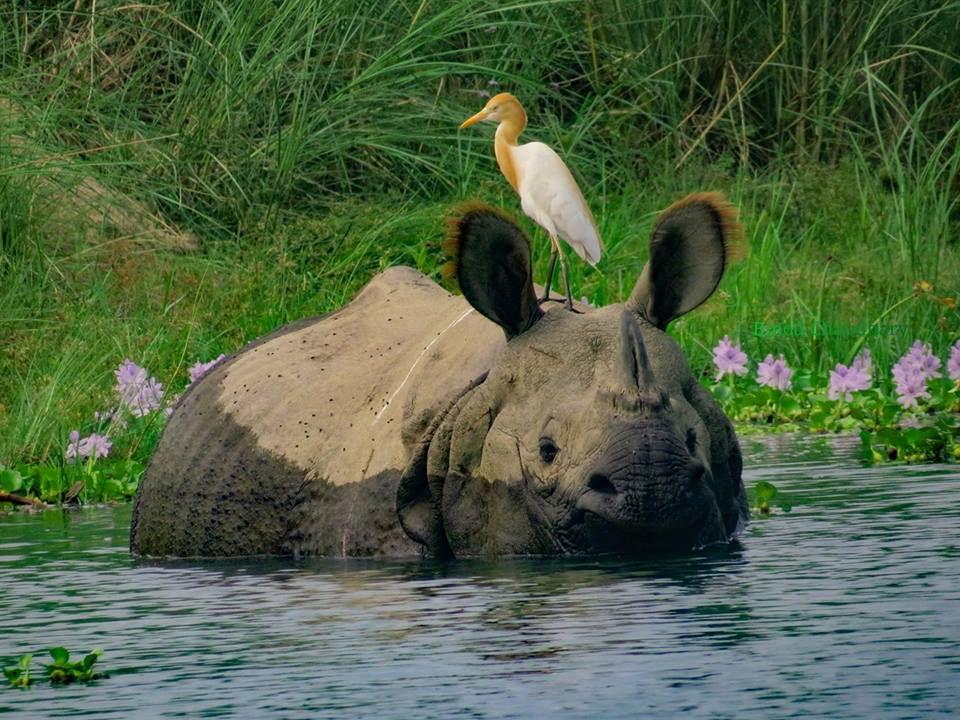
<box><xmin>1</xmin><ymin>434</ymin><xmax>958</xmax><ymax>718</ymax></box>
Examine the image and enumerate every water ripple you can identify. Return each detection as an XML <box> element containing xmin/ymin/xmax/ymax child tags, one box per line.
<box><xmin>1</xmin><ymin>434</ymin><xmax>958</xmax><ymax>718</ymax></box>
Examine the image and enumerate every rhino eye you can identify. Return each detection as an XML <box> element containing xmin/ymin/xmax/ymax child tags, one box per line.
<box><xmin>539</xmin><ymin>437</ymin><xmax>559</xmax><ymax>463</ymax></box>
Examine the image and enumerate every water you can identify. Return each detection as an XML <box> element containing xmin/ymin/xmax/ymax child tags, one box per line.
<box><xmin>2</xmin><ymin>434</ymin><xmax>958</xmax><ymax>719</ymax></box>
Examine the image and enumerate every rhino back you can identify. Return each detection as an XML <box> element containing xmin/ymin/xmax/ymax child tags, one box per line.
<box><xmin>131</xmin><ymin>266</ymin><xmax>503</xmax><ymax>557</ymax></box>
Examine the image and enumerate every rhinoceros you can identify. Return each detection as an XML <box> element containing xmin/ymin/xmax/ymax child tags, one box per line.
<box><xmin>130</xmin><ymin>193</ymin><xmax>748</xmax><ymax>558</ymax></box>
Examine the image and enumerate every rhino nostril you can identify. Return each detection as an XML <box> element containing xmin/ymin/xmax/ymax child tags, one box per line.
<box><xmin>587</xmin><ymin>473</ymin><xmax>617</xmax><ymax>495</ymax></box>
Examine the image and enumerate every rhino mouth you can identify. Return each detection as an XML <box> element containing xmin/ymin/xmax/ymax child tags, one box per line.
<box><xmin>562</xmin><ymin>480</ymin><xmax>724</xmax><ymax>553</ymax></box>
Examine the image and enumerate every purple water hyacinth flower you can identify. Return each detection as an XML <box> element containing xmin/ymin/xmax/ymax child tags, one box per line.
<box><xmin>893</xmin><ymin>365</ymin><xmax>931</xmax><ymax>409</ymax></box>
<box><xmin>487</xmin><ymin>79</ymin><xmax>499</xmax><ymax>87</ymax></box>
<box><xmin>851</xmin><ymin>348</ymin><xmax>873</xmax><ymax>377</ymax></box>
<box><xmin>82</xmin><ymin>434</ymin><xmax>112</xmax><ymax>459</ymax></box>
<box><xmin>477</xmin><ymin>89</ymin><xmax>490</xmax><ymax>98</ymax></box>
<box><xmin>899</xmin><ymin>415</ymin><xmax>922</xmax><ymax>429</ymax></box>
<box><xmin>188</xmin><ymin>354</ymin><xmax>226</xmax><ymax>384</ymax></box>
<box><xmin>901</xmin><ymin>340</ymin><xmax>941</xmax><ymax>380</ymax></box>
<box><xmin>890</xmin><ymin>340</ymin><xmax>942</xmax><ymax>408</ymax></box>
<box><xmin>713</xmin><ymin>335</ymin><xmax>749</xmax><ymax>381</ymax></box>
<box><xmin>116</xmin><ymin>359</ymin><xmax>147</xmax><ymax>393</ymax></box>
<box><xmin>828</xmin><ymin>362</ymin><xmax>871</xmax><ymax>401</ymax></box>
<box><xmin>915</xmin><ymin>351</ymin><xmax>942</xmax><ymax>379</ymax></box>
<box><xmin>115</xmin><ymin>358</ymin><xmax>164</xmax><ymax>417</ymax></box>
<box><xmin>65</xmin><ymin>432</ymin><xmax>112</xmax><ymax>462</ymax></box>
<box><xmin>949</xmin><ymin>340</ymin><xmax>960</xmax><ymax>381</ymax></box>
<box><xmin>132</xmin><ymin>377</ymin><xmax>164</xmax><ymax>417</ymax></box>
<box><xmin>65</xmin><ymin>430</ymin><xmax>82</xmax><ymax>461</ymax></box>
<box><xmin>756</xmin><ymin>353</ymin><xmax>793</xmax><ymax>391</ymax></box>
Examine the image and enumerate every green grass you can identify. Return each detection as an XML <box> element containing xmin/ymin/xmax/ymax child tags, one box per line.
<box><xmin>0</xmin><ymin>1</ymin><xmax>958</xmax><ymax>479</ymax></box>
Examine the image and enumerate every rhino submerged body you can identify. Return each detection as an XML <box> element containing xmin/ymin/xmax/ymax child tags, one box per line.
<box><xmin>131</xmin><ymin>195</ymin><xmax>748</xmax><ymax>558</ymax></box>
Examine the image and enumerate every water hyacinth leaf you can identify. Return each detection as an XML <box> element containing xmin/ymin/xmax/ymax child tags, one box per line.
<box><xmin>39</xmin><ymin>467</ymin><xmax>63</xmax><ymax>500</ymax></box>
<box><xmin>103</xmin><ymin>478</ymin><xmax>123</xmax><ymax>499</ymax></box>
<box><xmin>880</xmin><ymin>403</ymin><xmax>900</xmax><ymax>425</ymax></box>
<box><xmin>711</xmin><ymin>384</ymin><xmax>733</xmax><ymax>404</ymax></box>
<box><xmin>3</xmin><ymin>654</ymin><xmax>32</xmax><ymax>688</ymax></box>
<box><xmin>81</xmin><ymin>649</ymin><xmax>103</xmax><ymax>671</ymax></box>
<box><xmin>49</xmin><ymin>647</ymin><xmax>69</xmax><ymax>665</ymax></box>
<box><xmin>779</xmin><ymin>396</ymin><xmax>801</xmax><ymax>415</ymax></box>
<box><xmin>876</xmin><ymin>428</ymin><xmax>901</xmax><ymax>447</ymax></box>
<box><xmin>859</xmin><ymin>431</ymin><xmax>878</xmax><ymax>463</ymax></box>
<box><xmin>0</xmin><ymin>468</ymin><xmax>23</xmax><ymax>493</ymax></box>
<box><xmin>753</xmin><ymin>480</ymin><xmax>778</xmax><ymax>504</ymax></box>
<box><xmin>902</xmin><ymin>428</ymin><xmax>923</xmax><ymax>449</ymax></box>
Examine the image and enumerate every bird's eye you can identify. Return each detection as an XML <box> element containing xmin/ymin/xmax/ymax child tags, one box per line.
<box><xmin>539</xmin><ymin>437</ymin><xmax>559</xmax><ymax>463</ymax></box>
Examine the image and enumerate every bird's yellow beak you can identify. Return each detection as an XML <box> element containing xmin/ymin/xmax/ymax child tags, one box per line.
<box><xmin>459</xmin><ymin>109</ymin><xmax>489</xmax><ymax>130</ymax></box>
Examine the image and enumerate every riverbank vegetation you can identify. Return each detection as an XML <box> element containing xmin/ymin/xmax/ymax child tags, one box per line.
<box><xmin>1</xmin><ymin>1</ymin><xmax>958</xmax><ymax>504</ymax></box>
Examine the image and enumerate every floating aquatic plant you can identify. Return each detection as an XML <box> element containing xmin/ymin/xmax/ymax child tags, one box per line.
<box><xmin>4</xmin><ymin>647</ymin><xmax>108</xmax><ymax>688</ymax></box>
<box><xmin>749</xmin><ymin>480</ymin><xmax>793</xmax><ymax>515</ymax></box>
<box><xmin>3</xmin><ymin>654</ymin><xmax>32</xmax><ymax>688</ymax></box>
<box><xmin>2</xmin><ymin>354</ymin><xmax>228</xmax><ymax>506</ymax></box>
<box><xmin>710</xmin><ymin>338</ymin><xmax>960</xmax><ymax>464</ymax></box>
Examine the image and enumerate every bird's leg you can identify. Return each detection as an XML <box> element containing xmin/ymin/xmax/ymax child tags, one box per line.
<box><xmin>539</xmin><ymin>240</ymin><xmax>559</xmax><ymax>304</ymax></box>
<box><xmin>556</xmin><ymin>238</ymin><xmax>575</xmax><ymax>311</ymax></box>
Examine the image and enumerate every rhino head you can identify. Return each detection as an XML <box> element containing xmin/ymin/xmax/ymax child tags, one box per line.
<box><xmin>397</xmin><ymin>195</ymin><xmax>748</xmax><ymax>558</ymax></box>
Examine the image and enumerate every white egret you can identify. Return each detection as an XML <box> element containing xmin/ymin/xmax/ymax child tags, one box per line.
<box><xmin>460</xmin><ymin>92</ymin><xmax>601</xmax><ymax>310</ymax></box>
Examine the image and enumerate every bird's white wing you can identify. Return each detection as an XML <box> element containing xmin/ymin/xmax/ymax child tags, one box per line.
<box><xmin>512</xmin><ymin>142</ymin><xmax>602</xmax><ymax>265</ymax></box>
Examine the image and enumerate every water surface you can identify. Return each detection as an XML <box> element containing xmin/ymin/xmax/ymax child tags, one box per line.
<box><xmin>2</xmin><ymin>434</ymin><xmax>958</xmax><ymax>718</ymax></box>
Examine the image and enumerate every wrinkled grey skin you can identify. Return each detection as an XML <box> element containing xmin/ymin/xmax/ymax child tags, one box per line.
<box><xmin>131</xmin><ymin>197</ymin><xmax>747</xmax><ymax>558</ymax></box>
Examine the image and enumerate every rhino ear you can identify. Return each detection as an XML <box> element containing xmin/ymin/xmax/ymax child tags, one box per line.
<box><xmin>443</xmin><ymin>202</ymin><xmax>542</xmax><ymax>338</ymax></box>
<box><xmin>627</xmin><ymin>193</ymin><xmax>745</xmax><ymax>330</ymax></box>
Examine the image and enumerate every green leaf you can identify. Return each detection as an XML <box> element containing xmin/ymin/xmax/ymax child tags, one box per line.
<box><xmin>779</xmin><ymin>396</ymin><xmax>801</xmax><ymax>415</ymax></box>
<box><xmin>39</xmin><ymin>467</ymin><xmax>63</xmax><ymax>501</ymax></box>
<box><xmin>81</xmin><ymin>649</ymin><xmax>102</xmax><ymax>671</ymax></box>
<box><xmin>3</xmin><ymin>667</ymin><xmax>18</xmax><ymax>681</ymax></box>
<box><xmin>103</xmin><ymin>477</ymin><xmax>123</xmax><ymax>500</ymax></box>
<box><xmin>19</xmin><ymin>654</ymin><xmax>32</xmax><ymax>669</ymax></box>
<box><xmin>753</xmin><ymin>480</ymin><xmax>778</xmax><ymax>505</ymax></box>
<box><xmin>903</xmin><ymin>428</ymin><xmax>922</xmax><ymax>449</ymax></box>
<box><xmin>876</xmin><ymin>428</ymin><xmax>902</xmax><ymax>447</ymax></box>
<box><xmin>0</xmin><ymin>469</ymin><xmax>23</xmax><ymax>493</ymax></box>
<box><xmin>711</xmin><ymin>384</ymin><xmax>733</xmax><ymax>403</ymax></box>
<box><xmin>48</xmin><ymin>647</ymin><xmax>69</xmax><ymax>665</ymax></box>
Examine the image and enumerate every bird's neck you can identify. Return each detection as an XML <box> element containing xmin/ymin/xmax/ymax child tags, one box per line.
<box><xmin>494</xmin><ymin>107</ymin><xmax>526</xmax><ymax>193</ymax></box>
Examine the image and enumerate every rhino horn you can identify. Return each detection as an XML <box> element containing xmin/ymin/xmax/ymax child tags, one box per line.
<box><xmin>616</xmin><ymin>310</ymin><xmax>656</xmax><ymax>392</ymax></box>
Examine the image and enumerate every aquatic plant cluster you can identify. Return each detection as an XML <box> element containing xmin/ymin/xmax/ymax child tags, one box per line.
<box><xmin>4</xmin><ymin>648</ymin><xmax>106</xmax><ymax>687</ymax></box>
<box><xmin>712</xmin><ymin>338</ymin><xmax>960</xmax><ymax>463</ymax></box>
<box><xmin>0</xmin><ymin>356</ymin><xmax>223</xmax><ymax>505</ymax></box>
<box><xmin>65</xmin><ymin>356</ymin><xmax>224</xmax><ymax>464</ymax></box>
